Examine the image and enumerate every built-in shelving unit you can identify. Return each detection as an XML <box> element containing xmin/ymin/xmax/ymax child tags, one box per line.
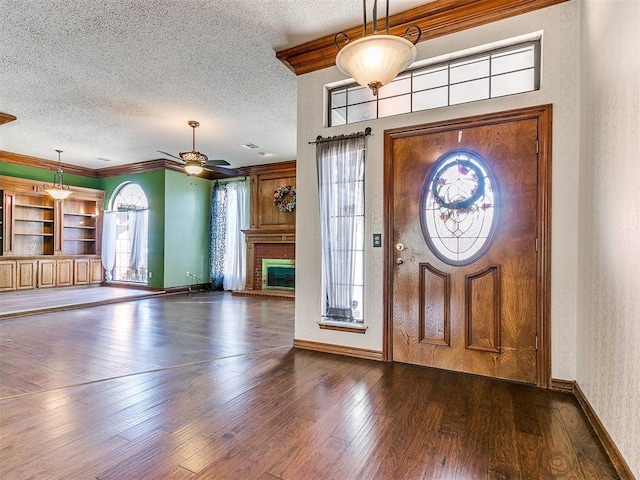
<box><xmin>63</xmin><ymin>198</ymin><xmax>99</xmax><ymax>255</ymax></box>
<box><xmin>0</xmin><ymin>175</ymin><xmax>105</xmax><ymax>291</ymax></box>
<box><xmin>0</xmin><ymin>188</ymin><xmax>3</xmax><ymax>254</ymax></box>
<box><xmin>13</xmin><ymin>192</ymin><xmax>55</xmax><ymax>255</ymax></box>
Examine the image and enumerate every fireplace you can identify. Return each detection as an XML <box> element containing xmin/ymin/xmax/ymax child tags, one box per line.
<box><xmin>262</xmin><ymin>259</ymin><xmax>295</xmax><ymax>290</ymax></box>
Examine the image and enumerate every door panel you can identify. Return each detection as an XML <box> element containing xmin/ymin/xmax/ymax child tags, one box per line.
<box><xmin>391</xmin><ymin>118</ymin><xmax>539</xmax><ymax>384</ymax></box>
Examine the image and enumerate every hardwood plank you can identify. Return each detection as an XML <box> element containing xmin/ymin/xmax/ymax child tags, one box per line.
<box><xmin>0</xmin><ymin>292</ymin><xmax>621</xmax><ymax>479</ymax></box>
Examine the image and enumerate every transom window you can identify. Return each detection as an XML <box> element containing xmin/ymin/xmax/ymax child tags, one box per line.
<box><xmin>329</xmin><ymin>40</ymin><xmax>540</xmax><ymax>126</ymax></box>
<box><xmin>421</xmin><ymin>151</ymin><xmax>498</xmax><ymax>265</ymax></box>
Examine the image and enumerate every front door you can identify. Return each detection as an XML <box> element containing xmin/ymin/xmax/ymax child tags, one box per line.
<box><xmin>386</xmin><ymin>107</ymin><xmax>550</xmax><ymax>384</ymax></box>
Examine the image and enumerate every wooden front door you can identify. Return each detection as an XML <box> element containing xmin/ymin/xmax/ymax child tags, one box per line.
<box><xmin>386</xmin><ymin>107</ymin><xmax>551</xmax><ymax>385</ymax></box>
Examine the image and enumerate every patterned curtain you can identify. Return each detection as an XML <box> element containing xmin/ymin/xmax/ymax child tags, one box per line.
<box><xmin>210</xmin><ymin>182</ymin><xmax>227</xmax><ymax>290</ymax></box>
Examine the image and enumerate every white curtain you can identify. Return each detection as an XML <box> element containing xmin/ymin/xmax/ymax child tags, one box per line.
<box><xmin>101</xmin><ymin>211</ymin><xmax>117</xmax><ymax>281</ymax></box>
<box><xmin>223</xmin><ymin>182</ymin><xmax>246</xmax><ymax>291</ymax></box>
<box><xmin>129</xmin><ymin>210</ymin><xmax>146</xmax><ymax>281</ymax></box>
<box><xmin>317</xmin><ymin>136</ymin><xmax>365</xmax><ymax>321</ymax></box>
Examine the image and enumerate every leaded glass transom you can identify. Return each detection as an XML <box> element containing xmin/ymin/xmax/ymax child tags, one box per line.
<box><xmin>421</xmin><ymin>151</ymin><xmax>498</xmax><ymax>265</ymax></box>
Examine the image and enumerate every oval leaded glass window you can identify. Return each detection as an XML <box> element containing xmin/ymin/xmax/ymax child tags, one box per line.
<box><xmin>421</xmin><ymin>150</ymin><xmax>498</xmax><ymax>265</ymax></box>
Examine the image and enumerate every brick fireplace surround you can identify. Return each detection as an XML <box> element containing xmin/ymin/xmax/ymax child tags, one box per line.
<box><xmin>242</xmin><ymin>228</ymin><xmax>295</xmax><ymax>291</ymax></box>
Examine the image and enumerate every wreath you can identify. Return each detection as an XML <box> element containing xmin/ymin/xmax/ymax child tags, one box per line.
<box><xmin>431</xmin><ymin>159</ymin><xmax>485</xmax><ymax>211</ymax></box>
<box><xmin>273</xmin><ymin>184</ymin><xmax>296</xmax><ymax>212</ymax></box>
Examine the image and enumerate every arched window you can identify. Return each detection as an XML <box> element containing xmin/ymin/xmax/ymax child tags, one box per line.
<box><xmin>104</xmin><ymin>183</ymin><xmax>149</xmax><ymax>283</ymax></box>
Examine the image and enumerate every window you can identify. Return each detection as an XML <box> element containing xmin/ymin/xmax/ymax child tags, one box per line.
<box><xmin>317</xmin><ymin>136</ymin><xmax>366</xmax><ymax>324</ymax></box>
<box><xmin>106</xmin><ymin>183</ymin><xmax>149</xmax><ymax>283</ymax></box>
<box><xmin>329</xmin><ymin>40</ymin><xmax>540</xmax><ymax>126</ymax></box>
<box><xmin>421</xmin><ymin>151</ymin><xmax>497</xmax><ymax>265</ymax></box>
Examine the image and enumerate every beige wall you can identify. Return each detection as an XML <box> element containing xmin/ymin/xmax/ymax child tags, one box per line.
<box><xmin>296</xmin><ymin>1</ymin><xmax>580</xmax><ymax>376</ymax></box>
<box><xmin>577</xmin><ymin>0</ymin><xmax>640</xmax><ymax>475</ymax></box>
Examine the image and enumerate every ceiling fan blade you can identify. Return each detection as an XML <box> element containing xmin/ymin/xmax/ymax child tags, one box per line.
<box><xmin>205</xmin><ymin>165</ymin><xmax>240</xmax><ymax>177</ymax></box>
<box><xmin>157</xmin><ymin>150</ymin><xmax>183</xmax><ymax>161</ymax></box>
<box><xmin>204</xmin><ymin>159</ymin><xmax>231</xmax><ymax>166</ymax></box>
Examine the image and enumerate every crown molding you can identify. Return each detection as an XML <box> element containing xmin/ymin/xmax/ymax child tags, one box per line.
<box><xmin>0</xmin><ymin>150</ymin><xmax>99</xmax><ymax>178</ymax></box>
<box><xmin>276</xmin><ymin>0</ymin><xmax>569</xmax><ymax>75</ymax></box>
<box><xmin>0</xmin><ymin>150</ymin><xmax>287</xmax><ymax>180</ymax></box>
<box><xmin>0</xmin><ymin>112</ymin><xmax>17</xmax><ymax>126</ymax></box>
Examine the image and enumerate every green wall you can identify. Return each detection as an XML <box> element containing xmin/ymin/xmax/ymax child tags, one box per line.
<box><xmin>0</xmin><ymin>161</ymin><xmax>100</xmax><ymax>189</ymax></box>
<box><xmin>163</xmin><ymin>170</ymin><xmax>211</xmax><ymax>288</ymax></box>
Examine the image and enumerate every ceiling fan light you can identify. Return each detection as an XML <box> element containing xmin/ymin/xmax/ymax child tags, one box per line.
<box><xmin>336</xmin><ymin>34</ymin><xmax>417</xmax><ymax>95</ymax></box>
<box><xmin>184</xmin><ymin>158</ymin><xmax>204</xmax><ymax>175</ymax></box>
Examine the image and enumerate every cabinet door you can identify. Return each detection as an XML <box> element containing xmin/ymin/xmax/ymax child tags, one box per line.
<box><xmin>38</xmin><ymin>260</ymin><xmax>56</xmax><ymax>288</ymax></box>
<box><xmin>56</xmin><ymin>259</ymin><xmax>73</xmax><ymax>286</ymax></box>
<box><xmin>90</xmin><ymin>258</ymin><xmax>103</xmax><ymax>284</ymax></box>
<box><xmin>74</xmin><ymin>258</ymin><xmax>90</xmax><ymax>285</ymax></box>
<box><xmin>16</xmin><ymin>260</ymin><xmax>36</xmax><ymax>290</ymax></box>
<box><xmin>0</xmin><ymin>260</ymin><xmax>16</xmax><ymax>291</ymax></box>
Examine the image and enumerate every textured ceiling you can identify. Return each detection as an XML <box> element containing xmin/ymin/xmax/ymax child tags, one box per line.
<box><xmin>0</xmin><ymin>0</ymin><xmax>427</xmax><ymax>171</ymax></box>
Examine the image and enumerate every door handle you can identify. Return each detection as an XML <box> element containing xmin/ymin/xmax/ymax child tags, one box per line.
<box><xmin>396</xmin><ymin>258</ymin><xmax>405</xmax><ymax>266</ymax></box>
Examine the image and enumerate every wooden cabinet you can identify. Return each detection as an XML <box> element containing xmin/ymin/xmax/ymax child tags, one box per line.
<box><xmin>90</xmin><ymin>258</ymin><xmax>103</xmax><ymax>284</ymax></box>
<box><xmin>0</xmin><ymin>260</ymin><xmax>16</xmax><ymax>291</ymax></box>
<box><xmin>16</xmin><ymin>259</ymin><xmax>36</xmax><ymax>290</ymax></box>
<box><xmin>56</xmin><ymin>259</ymin><xmax>73</xmax><ymax>287</ymax></box>
<box><xmin>74</xmin><ymin>258</ymin><xmax>90</xmax><ymax>285</ymax></box>
<box><xmin>38</xmin><ymin>259</ymin><xmax>56</xmax><ymax>288</ymax></box>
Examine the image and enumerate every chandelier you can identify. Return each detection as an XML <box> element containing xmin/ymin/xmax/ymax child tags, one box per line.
<box><xmin>43</xmin><ymin>149</ymin><xmax>72</xmax><ymax>199</ymax></box>
<box><xmin>180</xmin><ymin>120</ymin><xmax>206</xmax><ymax>175</ymax></box>
<box><xmin>335</xmin><ymin>0</ymin><xmax>420</xmax><ymax>96</ymax></box>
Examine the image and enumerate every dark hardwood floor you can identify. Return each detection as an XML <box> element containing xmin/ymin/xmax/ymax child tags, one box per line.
<box><xmin>0</xmin><ymin>291</ymin><xmax>618</xmax><ymax>479</ymax></box>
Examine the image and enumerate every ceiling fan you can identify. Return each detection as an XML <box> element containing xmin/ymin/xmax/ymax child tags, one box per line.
<box><xmin>158</xmin><ymin>120</ymin><xmax>238</xmax><ymax>176</ymax></box>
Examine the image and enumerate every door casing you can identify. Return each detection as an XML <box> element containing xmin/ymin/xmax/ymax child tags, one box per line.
<box><xmin>383</xmin><ymin>104</ymin><xmax>552</xmax><ymax>387</ymax></box>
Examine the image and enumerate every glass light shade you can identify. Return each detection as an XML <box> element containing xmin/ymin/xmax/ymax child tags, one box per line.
<box><xmin>44</xmin><ymin>187</ymin><xmax>72</xmax><ymax>199</ymax></box>
<box><xmin>336</xmin><ymin>34</ymin><xmax>417</xmax><ymax>94</ymax></box>
<box><xmin>184</xmin><ymin>159</ymin><xmax>204</xmax><ymax>175</ymax></box>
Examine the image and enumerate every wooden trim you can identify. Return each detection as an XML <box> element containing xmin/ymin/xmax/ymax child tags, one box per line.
<box><xmin>318</xmin><ymin>322</ymin><xmax>367</xmax><ymax>334</ymax></box>
<box><xmin>1</xmin><ymin>151</ymin><xmax>247</xmax><ymax>180</ymax></box>
<box><xmin>383</xmin><ymin>104</ymin><xmax>553</xmax><ymax>388</ymax></box>
<box><xmin>573</xmin><ymin>382</ymin><xmax>636</xmax><ymax>480</ymax></box>
<box><xmin>238</xmin><ymin>160</ymin><xmax>296</xmax><ymax>176</ymax></box>
<box><xmin>550</xmin><ymin>378</ymin><xmax>575</xmax><ymax>393</ymax></box>
<box><xmin>96</xmin><ymin>158</ymin><xmax>238</xmax><ymax>180</ymax></box>
<box><xmin>276</xmin><ymin>0</ymin><xmax>569</xmax><ymax>75</ymax></box>
<box><xmin>294</xmin><ymin>339</ymin><xmax>382</xmax><ymax>361</ymax></box>
<box><xmin>0</xmin><ymin>112</ymin><xmax>17</xmax><ymax>126</ymax></box>
<box><xmin>0</xmin><ymin>150</ymin><xmax>98</xmax><ymax>178</ymax></box>
<box><xmin>232</xmin><ymin>289</ymin><xmax>294</xmax><ymax>301</ymax></box>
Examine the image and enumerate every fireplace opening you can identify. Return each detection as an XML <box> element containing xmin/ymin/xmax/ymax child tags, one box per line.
<box><xmin>262</xmin><ymin>259</ymin><xmax>295</xmax><ymax>290</ymax></box>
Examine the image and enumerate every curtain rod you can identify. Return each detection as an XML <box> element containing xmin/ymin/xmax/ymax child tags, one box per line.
<box><xmin>309</xmin><ymin>127</ymin><xmax>372</xmax><ymax>145</ymax></box>
<box><xmin>214</xmin><ymin>176</ymin><xmax>248</xmax><ymax>185</ymax></box>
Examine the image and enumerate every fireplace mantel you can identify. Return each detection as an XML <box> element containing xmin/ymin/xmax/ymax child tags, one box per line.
<box><xmin>243</xmin><ymin>228</ymin><xmax>295</xmax><ymax>290</ymax></box>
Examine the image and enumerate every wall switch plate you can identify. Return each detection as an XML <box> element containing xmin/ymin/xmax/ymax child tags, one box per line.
<box><xmin>373</xmin><ymin>233</ymin><xmax>382</xmax><ymax>247</ymax></box>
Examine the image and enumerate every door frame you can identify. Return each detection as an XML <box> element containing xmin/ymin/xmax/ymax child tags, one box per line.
<box><xmin>383</xmin><ymin>104</ymin><xmax>552</xmax><ymax>387</ymax></box>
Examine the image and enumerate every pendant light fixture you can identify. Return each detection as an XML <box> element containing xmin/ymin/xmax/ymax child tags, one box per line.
<box><xmin>335</xmin><ymin>0</ymin><xmax>421</xmax><ymax>95</ymax></box>
<box><xmin>43</xmin><ymin>149</ymin><xmax>72</xmax><ymax>200</ymax></box>
<box><xmin>180</xmin><ymin>120</ymin><xmax>206</xmax><ymax>175</ymax></box>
